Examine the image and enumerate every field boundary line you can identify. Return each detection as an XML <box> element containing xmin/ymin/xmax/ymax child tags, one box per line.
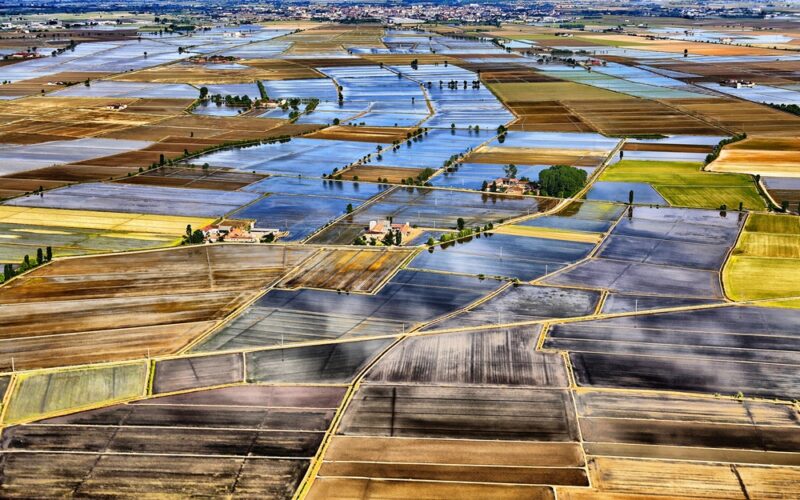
<box><xmin>293</xmin><ymin>336</ymin><xmax>408</xmax><ymax>498</ymax></box>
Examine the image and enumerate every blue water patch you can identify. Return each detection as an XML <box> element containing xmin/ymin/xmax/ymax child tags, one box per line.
<box><xmin>586</xmin><ymin>182</ymin><xmax>666</xmax><ymax>205</ymax></box>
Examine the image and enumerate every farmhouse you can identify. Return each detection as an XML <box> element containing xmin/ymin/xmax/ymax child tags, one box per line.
<box><xmin>492</xmin><ymin>177</ymin><xmax>535</xmax><ymax>195</ymax></box>
<box><xmin>366</xmin><ymin>220</ymin><xmax>412</xmax><ymax>238</ymax></box>
<box><xmin>202</xmin><ymin>220</ymin><xmax>285</xmax><ymax>243</ymax></box>
<box><xmin>720</xmin><ymin>79</ymin><xmax>755</xmax><ymax>88</ymax></box>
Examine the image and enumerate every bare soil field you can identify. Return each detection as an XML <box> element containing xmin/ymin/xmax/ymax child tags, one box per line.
<box><xmin>489</xmin><ymin>82</ymin><xmax>633</xmax><ymax>103</ymax></box>
<box><xmin>0</xmin><ymin>244</ymin><xmax>315</xmax><ymax>370</ymax></box>
<box><xmin>623</xmin><ymin>142</ymin><xmax>714</xmax><ymax>153</ymax></box>
<box><xmin>340</xmin><ymin>384</ymin><xmax>579</xmax><ymax>441</ymax></box>
<box><xmin>668</xmin><ymin>97</ymin><xmax>800</xmax><ymax>135</ymax></box>
<box><xmin>567</xmin><ymin>99</ymin><xmax>727</xmax><ymax>136</ymax></box>
<box><xmin>308</xmin><ymin>478</ymin><xmax>555</xmax><ymax>500</ymax></box>
<box><xmin>506</xmin><ymin>101</ymin><xmax>596</xmax><ymax>132</ymax></box>
<box><xmin>0</xmin><ymin>385</ymin><xmax>339</xmax><ymax>496</ymax></box>
<box><xmin>306</xmin><ymin>125</ymin><xmax>413</xmax><ymax>143</ymax></box>
<box><xmin>0</xmin><ymin>72</ymin><xmax>111</xmax><ymax>99</ymax></box>
<box><xmin>468</xmin><ymin>146</ymin><xmax>607</xmax><ymax>167</ymax></box>
<box><xmin>241</xmin><ymin>58</ymin><xmax>326</xmax><ymax>79</ymax></box>
<box><xmin>0</xmin><ymin>97</ymin><xmax>185</xmax><ymax>141</ymax></box>
<box><xmin>339</xmin><ymin>164</ymin><xmax>424</xmax><ymax>183</ymax></box>
<box><xmin>115</xmin><ymin>165</ymin><xmax>265</xmax><ymax>190</ymax></box>
<box><xmin>314</xmin><ymin>436</ymin><xmax>585</xmax><ymax>488</ymax></box>
<box><xmin>365</xmin><ymin>327</ymin><xmax>568</xmax><ymax>387</ymax></box>
<box><xmin>479</xmin><ymin>67</ymin><xmax>558</xmax><ymax>84</ymax></box>
<box><xmin>563</xmin><ymin>456</ymin><xmax>799</xmax><ymax>499</ymax></box>
<box><xmin>279</xmin><ymin>247</ymin><xmax>413</xmax><ymax>293</ymax></box>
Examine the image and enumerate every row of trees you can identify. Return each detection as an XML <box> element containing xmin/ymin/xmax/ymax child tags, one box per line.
<box><xmin>538</xmin><ymin>165</ymin><xmax>588</xmax><ymax>198</ymax></box>
<box><xmin>2</xmin><ymin>247</ymin><xmax>52</xmax><ymax>284</ymax></box>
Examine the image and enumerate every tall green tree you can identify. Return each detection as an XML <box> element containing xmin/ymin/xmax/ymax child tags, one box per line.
<box><xmin>538</xmin><ymin>165</ymin><xmax>588</xmax><ymax>198</ymax></box>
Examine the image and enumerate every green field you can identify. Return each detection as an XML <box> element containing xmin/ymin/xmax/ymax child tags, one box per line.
<box><xmin>723</xmin><ymin>213</ymin><xmax>800</xmax><ymax>306</ymax></box>
<box><xmin>600</xmin><ymin>160</ymin><xmax>766</xmax><ymax>210</ymax></box>
<box><xmin>5</xmin><ymin>362</ymin><xmax>147</xmax><ymax>424</ymax></box>
<box><xmin>745</xmin><ymin>213</ymin><xmax>800</xmax><ymax>234</ymax></box>
<box><xmin>724</xmin><ymin>256</ymin><xmax>800</xmax><ymax>304</ymax></box>
<box><xmin>488</xmin><ymin>81</ymin><xmax>631</xmax><ymax>103</ymax></box>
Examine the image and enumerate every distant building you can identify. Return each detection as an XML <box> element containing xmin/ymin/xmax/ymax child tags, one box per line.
<box><xmin>201</xmin><ymin>219</ymin><xmax>285</xmax><ymax>243</ymax></box>
<box><xmin>720</xmin><ymin>79</ymin><xmax>755</xmax><ymax>89</ymax></box>
<box><xmin>366</xmin><ymin>220</ymin><xmax>412</xmax><ymax>238</ymax></box>
<box><xmin>492</xmin><ymin>177</ymin><xmax>533</xmax><ymax>195</ymax></box>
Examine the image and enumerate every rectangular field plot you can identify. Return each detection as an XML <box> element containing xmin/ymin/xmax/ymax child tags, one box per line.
<box><xmin>469</xmin><ymin>146</ymin><xmax>607</xmax><ymax>168</ymax></box>
<box><xmin>564</xmin><ymin>99</ymin><xmax>726</xmax><ymax>136</ymax></box>
<box><xmin>190</xmin><ymin>137</ymin><xmax>381</xmax><ymax>177</ymax></box>
<box><xmin>488</xmin><ymin>131</ymin><xmax>621</xmax><ymax>152</ymax></box>
<box><xmin>366</xmin><ymin>326</ymin><xmax>568</xmax><ymax>387</ymax></box>
<box><xmin>313</xmin><ymin>436</ymin><xmax>585</xmax><ymax>490</ymax></box>
<box><xmin>340</xmin><ymin>165</ymin><xmax>425</xmax><ymax>184</ymax></box>
<box><xmin>5</xmin><ymin>362</ymin><xmax>147</xmax><ymax>424</ymax></box>
<box><xmin>340</xmin><ymin>385</ymin><xmax>579</xmax><ymax>441</ymax></box>
<box><xmin>152</xmin><ymin>353</ymin><xmax>244</xmax><ymax>394</ymax></box>
<box><xmin>424</xmin><ymin>284</ymin><xmax>601</xmax><ymax>331</ymax></box>
<box><xmin>601</xmin><ymin>293</ymin><xmax>723</xmax><ymax>314</ymax></box>
<box><xmin>0</xmin><ymin>244</ymin><xmax>313</xmax><ymax>371</ymax></box>
<box><xmin>597</xmin><ymin>234</ymin><xmax>730</xmax><ymax>270</ymax></box>
<box><xmin>0</xmin><ymin>385</ymin><xmax>343</xmax><ymax>498</ymax></box>
<box><xmin>708</xmin><ymin>136</ymin><xmax>800</xmax><ymax>178</ymax></box>
<box><xmin>550</xmin><ymin>305</ymin><xmax>800</xmax><ymax>399</ymax></box>
<box><xmin>562</xmin><ymin>457</ymin><xmax>751</xmax><ymax>499</ymax></box>
<box><xmin>115</xmin><ymin>166</ymin><xmax>266</xmax><ymax>190</ymax></box>
<box><xmin>7</xmin><ymin>182</ymin><xmax>259</xmax><ymax>218</ymax></box>
<box><xmin>724</xmin><ymin>213</ymin><xmax>800</xmax><ymax>304</ymax></box>
<box><xmin>305</xmin><ymin>125</ymin><xmax>413</xmax><ymax>144</ymax></box>
<box><xmin>545</xmin><ymin>206</ymin><xmax>741</xmax><ymax>298</ymax></box>
<box><xmin>242</xmin><ymin>176</ymin><xmax>387</xmax><ymax>200</ymax></box>
<box><xmin>192</xmin><ymin>270</ymin><xmax>502</xmax><ymax>351</ymax></box>
<box><xmin>50</xmin><ymin>81</ymin><xmax>198</xmax><ymax>99</ymax></box>
<box><xmin>576</xmin><ymin>391</ymin><xmax>800</xmax><ymax>464</ymax></box>
<box><xmin>410</xmin><ymin>232</ymin><xmax>595</xmax><ymax>281</ymax></box>
<box><xmin>520</xmin><ymin>200</ymin><xmax>625</xmax><ymax>234</ymax></box>
<box><xmin>279</xmin><ymin>247</ymin><xmax>413</xmax><ymax>293</ymax></box>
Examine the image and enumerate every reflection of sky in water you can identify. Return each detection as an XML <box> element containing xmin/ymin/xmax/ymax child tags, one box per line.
<box><xmin>9</xmin><ymin>182</ymin><xmax>258</xmax><ymax>218</ymax></box>
<box><xmin>372</xmin><ymin>129</ymin><xmax>491</xmax><ymax>169</ymax></box>
<box><xmin>193</xmin><ymin>138</ymin><xmax>381</xmax><ymax>176</ymax></box>
<box><xmin>260</xmin><ymin>270</ymin><xmax>502</xmax><ymax>321</ymax></box>
<box><xmin>353</xmin><ymin>187</ymin><xmax>547</xmax><ymax>228</ymax></box>
<box><xmin>243</xmin><ymin>176</ymin><xmax>387</xmax><ymax>200</ymax></box>
<box><xmin>586</xmin><ymin>181</ymin><xmax>667</xmax><ymax>205</ymax></box>
<box><xmin>232</xmin><ymin>194</ymin><xmax>362</xmax><ymax>240</ymax></box>
<box><xmin>431</xmin><ymin>163</ymin><xmax>555</xmax><ymax>190</ymax></box>
<box><xmin>411</xmin><ymin>232</ymin><xmax>595</xmax><ymax>280</ymax></box>
<box><xmin>194</xmin><ymin>270</ymin><xmax>503</xmax><ymax>351</ymax></box>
